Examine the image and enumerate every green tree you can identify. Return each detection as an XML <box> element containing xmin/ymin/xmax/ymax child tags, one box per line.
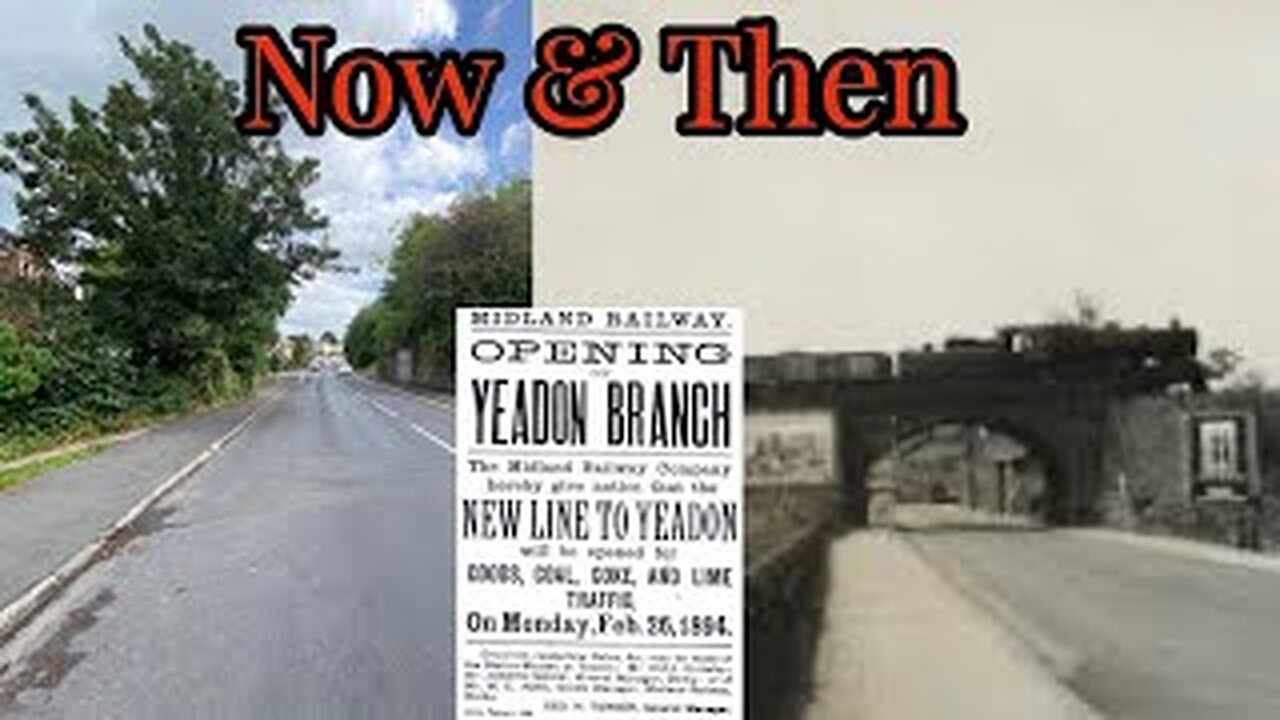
<box><xmin>0</xmin><ymin>25</ymin><xmax>333</xmax><ymax>394</ymax></box>
<box><xmin>344</xmin><ymin>302</ymin><xmax>384</xmax><ymax>371</ymax></box>
<box><xmin>286</xmin><ymin>334</ymin><xmax>315</xmax><ymax>369</ymax></box>
<box><xmin>373</xmin><ymin>178</ymin><xmax>531</xmax><ymax>381</ymax></box>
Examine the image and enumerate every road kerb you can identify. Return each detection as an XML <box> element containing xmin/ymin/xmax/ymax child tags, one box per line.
<box><xmin>804</xmin><ymin>530</ymin><xmax>1101</xmax><ymax>720</ymax></box>
<box><xmin>1068</xmin><ymin>527</ymin><xmax>1280</xmax><ymax>575</ymax></box>
<box><xmin>902</xmin><ymin>531</ymin><xmax>1087</xmax><ymax>683</ymax></box>
<box><xmin>0</xmin><ymin>388</ymin><xmax>284</xmax><ymax>648</ymax></box>
<box><xmin>893</xmin><ymin>531</ymin><xmax>1104</xmax><ymax>720</ymax></box>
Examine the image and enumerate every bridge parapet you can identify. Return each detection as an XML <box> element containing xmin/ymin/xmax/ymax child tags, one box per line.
<box><xmin>747</xmin><ymin>351</ymin><xmax>892</xmax><ymax>385</ymax></box>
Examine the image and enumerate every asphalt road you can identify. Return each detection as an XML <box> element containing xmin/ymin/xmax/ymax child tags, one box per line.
<box><xmin>910</xmin><ymin>529</ymin><xmax>1280</xmax><ymax>720</ymax></box>
<box><xmin>16</xmin><ymin>375</ymin><xmax>1280</xmax><ymax>720</ymax></box>
<box><xmin>0</xmin><ymin>372</ymin><xmax>455</xmax><ymax>719</ymax></box>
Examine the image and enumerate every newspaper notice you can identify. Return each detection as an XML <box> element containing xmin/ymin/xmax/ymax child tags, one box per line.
<box><xmin>456</xmin><ymin>308</ymin><xmax>743</xmax><ymax>720</ymax></box>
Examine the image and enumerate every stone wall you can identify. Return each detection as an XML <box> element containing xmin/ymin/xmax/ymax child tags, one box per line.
<box><xmin>1101</xmin><ymin>393</ymin><xmax>1261</xmax><ymax>547</ymax></box>
<box><xmin>745</xmin><ymin>517</ymin><xmax>831</xmax><ymax>720</ymax></box>
<box><xmin>1101</xmin><ymin>395</ymin><xmax>1190</xmax><ymax>529</ymax></box>
<box><xmin>377</xmin><ymin>347</ymin><xmax>454</xmax><ymax>393</ymax></box>
<box><xmin>744</xmin><ymin>484</ymin><xmax>837</xmax><ymax>720</ymax></box>
<box><xmin>745</xmin><ymin>484</ymin><xmax>840</xmax><ymax>564</ymax></box>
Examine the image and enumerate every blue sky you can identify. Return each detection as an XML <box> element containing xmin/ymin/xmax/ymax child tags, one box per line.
<box><xmin>0</xmin><ymin>0</ymin><xmax>531</xmax><ymax>337</ymax></box>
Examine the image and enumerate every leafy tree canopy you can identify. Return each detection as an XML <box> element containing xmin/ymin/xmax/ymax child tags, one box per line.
<box><xmin>0</xmin><ymin>24</ymin><xmax>334</xmax><ymax>379</ymax></box>
<box><xmin>345</xmin><ymin>179</ymin><xmax>530</xmax><ymax>382</ymax></box>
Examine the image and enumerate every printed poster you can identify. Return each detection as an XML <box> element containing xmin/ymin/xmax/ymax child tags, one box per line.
<box><xmin>456</xmin><ymin>307</ymin><xmax>744</xmax><ymax>719</ymax></box>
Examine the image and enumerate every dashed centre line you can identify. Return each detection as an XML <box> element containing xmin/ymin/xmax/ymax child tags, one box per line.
<box><xmin>365</xmin><ymin>397</ymin><xmax>455</xmax><ymax>456</ymax></box>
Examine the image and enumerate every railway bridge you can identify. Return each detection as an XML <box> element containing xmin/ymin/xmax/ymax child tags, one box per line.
<box><xmin>746</xmin><ymin>323</ymin><xmax>1211</xmax><ymax>525</ymax></box>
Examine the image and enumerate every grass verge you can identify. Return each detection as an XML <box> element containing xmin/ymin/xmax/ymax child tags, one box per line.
<box><xmin>0</xmin><ymin>447</ymin><xmax>101</xmax><ymax>493</ymax></box>
<box><xmin>0</xmin><ymin>375</ymin><xmax>272</xmax><ymax>465</ymax></box>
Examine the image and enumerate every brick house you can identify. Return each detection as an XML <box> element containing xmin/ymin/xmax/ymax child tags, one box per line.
<box><xmin>0</xmin><ymin>227</ymin><xmax>55</xmax><ymax>284</ymax></box>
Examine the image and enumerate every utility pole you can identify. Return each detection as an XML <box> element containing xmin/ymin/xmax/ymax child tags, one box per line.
<box><xmin>996</xmin><ymin>462</ymin><xmax>1008</xmax><ymax>515</ymax></box>
<box><xmin>966</xmin><ymin>424</ymin><xmax>977</xmax><ymax>510</ymax></box>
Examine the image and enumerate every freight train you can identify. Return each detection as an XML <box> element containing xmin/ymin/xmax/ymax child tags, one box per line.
<box><xmin>748</xmin><ymin>323</ymin><xmax>1209</xmax><ymax>391</ymax></box>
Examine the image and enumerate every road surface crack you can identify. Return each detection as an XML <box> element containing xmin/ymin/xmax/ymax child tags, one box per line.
<box><xmin>0</xmin><ymin>588</ymin><xmax>115</xmax><ymax>713</ymax></box>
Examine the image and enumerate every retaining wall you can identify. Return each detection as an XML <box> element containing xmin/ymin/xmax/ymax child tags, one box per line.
<box><xmin>745</xmin><ymin>483</ymin><xmax>839</xmax><ymax>720</ymax></box>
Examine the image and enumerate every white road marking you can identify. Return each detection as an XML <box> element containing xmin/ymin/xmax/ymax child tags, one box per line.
<box><xmin>0</xmin><ymin>386</ymin><xmax>286</xmax><ymax>646</ymax></box>
<box><xmin>366</xmin><ymin>397</ymin><xmax>455</xmax><ymax>456</ymax></box>
<box><xmin>369</xmin><ymin>400</ymin><xmax>401</xmax><ymax>420</ymax></box>
<box><xmin>349</xmin><ymin>373</ymin><xmax>454</xmax><ymax>411</ymax></box>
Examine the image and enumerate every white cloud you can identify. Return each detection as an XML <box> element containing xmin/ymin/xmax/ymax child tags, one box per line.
<box><xmin>411</xmin><ymin>0</ymin><xmax>460</xmax><ymax>42</ymax></box>
<box><xmin>399</xmin><ymin>136</ymin><xmax>490</xmax><ymax>188</ymax></box>
<box><xmin>500</xmin><ymin>120</ymin><xmax>530</xmax><ymax>163</ymax></box>
<box><xmin>280</xmin><ymin>272</ymin><xmax>380</xmax><ymax>339</ymax></box>
<box><xmin>298</xmin><ymin>130</ymin><xmax>484</xmax><ymax>265</ymax></box>
<box><xmin>280</xmin><ymin>126</ymin><xmax>486</xmax><ymax>333</ymax></box>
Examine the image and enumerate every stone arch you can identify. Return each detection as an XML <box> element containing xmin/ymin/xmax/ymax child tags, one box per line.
<box><xmin>838</xmin><ymin>409</ymin><xmax>1082</xmax><ymax>526</ymax></box>
<box><xmin>748</xmin><ymin>377</ymin><xmax>1111</xmax><ymax>527</ymax></box>
<box><xmin>864</xmin><ymin>417</ymin><xmax>1058</xmax><ymax>525</ymax></box>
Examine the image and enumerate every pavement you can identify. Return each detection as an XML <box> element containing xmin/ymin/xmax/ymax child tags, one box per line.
<box><xmin>0</xmin><ymin>386</ymin><xmax>277</xmax><ymax>620</ymax></box>
<box><xmin>0</xmin><ymin>371</ymin><xmax>455</xmax><ymax>719</ymax></box>
<box><xmin>802</xmin><ymin>530</ymin><xmax>1099</xmax><ymax>720</ymax></box>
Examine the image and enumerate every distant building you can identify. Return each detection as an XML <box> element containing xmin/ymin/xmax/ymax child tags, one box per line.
<box><xmin>318</xmin><ymin>332</ymin><xmax>341</xmax><ymax>359</ymax></box>
<box><xmin>0</xmin><ymin>227</ymin><xmax>55</xmax><ymax>285</ymax></box>
<box><xmin>271</xmin><ymin>336</ymin><xmax>296</xmax><ymax>366</ymax></box>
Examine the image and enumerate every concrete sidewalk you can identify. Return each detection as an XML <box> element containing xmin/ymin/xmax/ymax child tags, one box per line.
<box><xmin>0</xmin><ymin>384</ymin><xmax>279</xmax><ymax>625</ymax></box>
<box><xmin>802</xmin><ymin>531</ymin><xmax>1099</xmax><ymax>720</ymax></box>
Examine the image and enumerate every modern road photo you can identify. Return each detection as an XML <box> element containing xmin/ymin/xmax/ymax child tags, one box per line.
<box><xmin>0</xmin><ymin>372</ymin><xmax>455</xmax><ymax>719</ymax></box>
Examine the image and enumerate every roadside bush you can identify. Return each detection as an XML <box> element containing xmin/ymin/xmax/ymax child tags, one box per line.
<box><xmin>192</xmin><ymin>349</ymin><xmax>241</xmax><ymax>404</ymax></box>
<box><xmin>0</xmin><ymin>319</ymin><xmax>52</xmax><ymax>414</ymax></box>
<box><xmin>0</xmin><ymin>309</ymin><xmax>141</xmax><ymax>458</ymax></box>
<box><xmin>132</xmin><ymin>373</ymin><xmax>199</xmax><ymax>417</ymax></box>
<box><xmin>0</xmin><ymin>288</ymin><xmax>251</xmax><ymax>458</ymax></box>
